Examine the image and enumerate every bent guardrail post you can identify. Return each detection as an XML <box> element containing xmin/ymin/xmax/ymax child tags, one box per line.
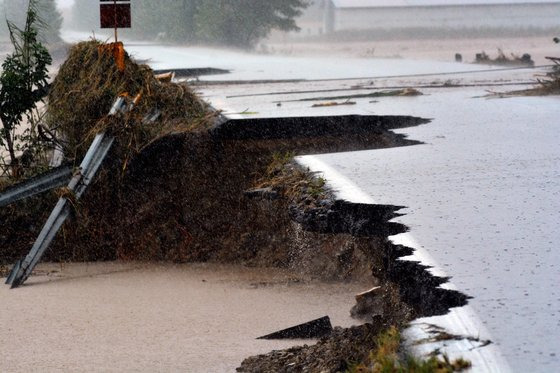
<box><xmin>6</xmin><ymin>96</ymin><xmax>129</xmax><ymax>288</ymax></box>
<box><xmin>0</xmin><ymin>165</ymin><xmax>73</xmax><ymax>208</ymax></box>
<box><xmin>6</xmin><ymin>133</ymin><xmax>114</xmax><ymax>288</ymax></box>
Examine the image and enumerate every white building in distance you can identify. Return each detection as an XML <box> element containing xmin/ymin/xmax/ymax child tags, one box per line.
<box><xmin>295</xmin><ymin>0</ymin><xmax>560</xmax><ymax>38</ymax></box>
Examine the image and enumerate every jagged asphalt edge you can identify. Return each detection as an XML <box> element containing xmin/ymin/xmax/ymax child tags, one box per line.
<box><xmin>296</xmin><ymin>155</ymin><xmax>513</xmax><ymax>373</ymax></box>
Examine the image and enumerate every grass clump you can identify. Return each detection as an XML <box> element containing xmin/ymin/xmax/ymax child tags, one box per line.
<box><xmin>265</xmin><ymin>151</ymin><xmax>295</xmax><ymax>176</ymax></box>
<box><xmin>47</xmin><ymin>40</ymin><xmax>212</xmax><ymax>163</ymax></box>
<box><xmin>257</xmin><ymin>151</ymin><xmax>329</xmax><ymax>203</ymax></box>
<box><xmin>349</xmin><ymin>327</ymin><xmax>472</xmax><ymax>373</ymax></box>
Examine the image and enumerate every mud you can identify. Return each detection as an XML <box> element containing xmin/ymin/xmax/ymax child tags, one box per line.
<box><xmin>0</xmin><ymin>262</ymin><xmax>369</xmax><ymax>372</ymax></box>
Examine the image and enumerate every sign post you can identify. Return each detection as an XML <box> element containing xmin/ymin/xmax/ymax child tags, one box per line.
<box><xmin>100</xmin><ymin>0</ymin><xmax>131</xmax><ymax>43</ymax></box>
<box><xmin>99</xmin><ymin>0</ymin><xmax>131</xmax><ymax>71</ymax></box>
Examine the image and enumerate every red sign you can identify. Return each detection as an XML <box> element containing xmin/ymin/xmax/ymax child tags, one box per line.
<box><xmin>100</xmin><ymin>1</ymin><xmax>131</xmax><ymax>29</ymax></box>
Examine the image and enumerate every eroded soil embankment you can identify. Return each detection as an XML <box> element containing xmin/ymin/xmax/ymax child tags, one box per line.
<box><xmin>1</xmin><ymin>113</ymin><xmax>425</xmax><ymax>266</ymax></box>
<box><xmin>235</xmin><ymin>162</ymin><xmax>469</xmax><ymax>372</ymax></box>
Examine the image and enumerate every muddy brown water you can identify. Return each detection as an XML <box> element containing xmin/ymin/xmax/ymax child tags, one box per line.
<box><xmin>0</xmin><ymin>262</ymin><xmax>371</xmax><ymax>372</ymax></box>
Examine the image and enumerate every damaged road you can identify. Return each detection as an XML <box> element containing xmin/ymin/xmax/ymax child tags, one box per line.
<box><xmin>297</xmin><ymin>89</ymin><xmax>560</xmax><ymax>372</ymax></box>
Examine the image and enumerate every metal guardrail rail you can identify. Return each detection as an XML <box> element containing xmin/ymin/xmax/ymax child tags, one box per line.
<box><xmin>6</xmin><ymin>96</ymin><xmax>129</xmax><ymax>289</ymax></box>
<box><xmin>0</xmin><ymin>165</ymin><xmax>73</xmax><ymax>208</ymax></box>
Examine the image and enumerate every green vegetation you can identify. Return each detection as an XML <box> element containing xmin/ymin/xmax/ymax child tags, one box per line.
<box><xmin>70</xmin><ymin>0</ymin><xmax>309</xmax><ymax>48</ymax></box>
<box><xmin>256</xmin><ymin>153</ymin><xmax>330</xmax><ymax>206</ymax></box>
<box><xmin>193</xmin><ymin>0</ymin><xmax>307</xmax><ymax>47</ymax></box>
<box><xmin>349</xmin><ymin>327</ymin><xmax>472</xmax><ymax>373</ymax></box>
<box><xmin>266</xmin><ymin>151</ymin><xmax>296</xmax><ymax>175</ymax></box>
<box><xmin>0</xmin><ymin>0</ymin><xmax>52</xmax><ymax>178</ymax></box>
<box><xmin>308</xmin><ymin>176</ymin><xmax>326</xmax><ymax>198</ymax></box>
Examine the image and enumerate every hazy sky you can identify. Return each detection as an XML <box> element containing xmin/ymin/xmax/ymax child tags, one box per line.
<box><xmin>56</xmin><ymin>0</ymin><xmax>560</xmax><ymax>8</ymax></box>
<box><xmin>56</xmin><ymin>0</ymin><xmax>74</xmax><ymax>9</ymax></box>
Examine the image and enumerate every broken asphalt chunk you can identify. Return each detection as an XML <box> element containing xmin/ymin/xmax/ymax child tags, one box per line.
<box><xmin>257</xmin><ymin>316</ymin><xmax>333</xmax><ymax>339</ymax></box>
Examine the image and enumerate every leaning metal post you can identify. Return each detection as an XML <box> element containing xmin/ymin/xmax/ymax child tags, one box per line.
<box><xmin>6</xmin><ymin>97</ymin><xmax>129</xmax><ymax>288</ymax></box>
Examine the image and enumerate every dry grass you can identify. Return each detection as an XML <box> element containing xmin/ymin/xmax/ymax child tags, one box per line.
<box><xmin>255</xmin><ymin>152</ymin><xmax>329</xmax><ymax>203</ymax></box>
<box><xmin>539</xmin><ymin>57</ymin><xmax>560</xmax><ymax>93</ymax></box>
<box><xmin>47</xmin><ymin>40</ymin><xmax>212</xmax><ymax>163</ymax></box>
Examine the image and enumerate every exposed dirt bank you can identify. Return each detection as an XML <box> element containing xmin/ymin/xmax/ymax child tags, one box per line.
<box><xmin>0</xmin><ymin>114</ymin><xmax>427</xmax><ymax>269</ymax></box>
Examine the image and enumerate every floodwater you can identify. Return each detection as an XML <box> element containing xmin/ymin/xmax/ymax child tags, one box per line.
<box><xmin>0</xmin><ymin>262</ymin><xmax>369</xmax><ymax>372</ymax></box>
<box><xmin>61</xmin><ymin>30</ymin><xmax>501</xmax><ymax>82</ymax></box>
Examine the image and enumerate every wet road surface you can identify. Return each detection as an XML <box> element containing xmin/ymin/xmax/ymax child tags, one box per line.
<box><xmin>299</xmin><ymin>90</ymin><xmax>560</xmax><ymax>372</ymax></box>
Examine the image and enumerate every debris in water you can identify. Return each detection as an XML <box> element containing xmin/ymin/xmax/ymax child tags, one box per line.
<box><xmin>300</xmin><ymin>88</ymin><xmax>423</xmax><ymax>103</ymax></box>
<box><xmin>474</xmin><ymin>49</ymin><xmax>534</xmax><ymax>67</ymax></box>
<box><xmin>478</xmin><ymin>54</ymin><xmax>560</xmax><ymax>98</ymax></box>
<box><xmin>312</xmin><ymin>101</ymin><xmax>356</xmax><ymax>108</ymax></box>
<box><xmin>154</xmin><ymin>71</ymin><xmax>174</xmax><ymax>83</ymax></box>
<box><xmin>351</xmin><ymin>286</ymin><xmax>383</xmax><ymax>320</ymax></box>
<box><xmin>257</xmin><ymin>316</ymin><xmax>333</xmax><ymax>339</ymax></box>
<box><xmin>227</xmin><ymin>108</ymin><xmax>259</xmax><ymax>115</ymax></box>
<box><xmin>152</xmin><ymin>67</ymin><xmax>230</xmax><ymax>78</ymax></box>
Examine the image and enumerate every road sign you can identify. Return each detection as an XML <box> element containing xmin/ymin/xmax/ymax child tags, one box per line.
<box><xmin>100</xmin><ymin>0</ymin><xmax>131</xmax><ymax>29</ymax></box>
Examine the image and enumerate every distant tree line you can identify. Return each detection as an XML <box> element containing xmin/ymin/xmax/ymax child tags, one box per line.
<box><xmin>70</xmin><ymin>0</ymin><xmax>309</xmax><ymax>48</ymax></box>
<box><xmin>0</xmin><ymin>0</ymin><xmax>62</xmax><ymax>43</ymax></box>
